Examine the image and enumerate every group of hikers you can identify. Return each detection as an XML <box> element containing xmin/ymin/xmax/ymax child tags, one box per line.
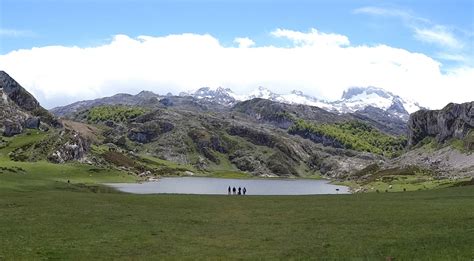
<box><xmin>228</xmin><ymin>186</ymin><xmax>247</xmax><ymax>195</ymax></box>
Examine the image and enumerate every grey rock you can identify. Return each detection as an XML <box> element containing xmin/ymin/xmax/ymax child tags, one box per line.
<box><xmin>408</xmin><ymin>101</ymin><xmax>474</xmax><ymax>146</ymax></box>
<box><xmin>0</xmin><ymin>71</ymin><xmax>59</xmax><ymax>129</ymax></box>
<box><xmin>0</xmin><ymin>71</ymin><xmax>40</xmax><ymax>112</ymax></box>
<box><xmin>48</xmin><ymin>130</ymin><xmax>90</xmax><ymax>163</ymax></box>
<box><xmin>3</xmin><ymin>121</ymin><xmax>23</xmax><ymax>137</ymax></box>
<box><xmin>128</xmin><ymin>121</ymin><xmax>174</xmax><ymax>143</ymax></box>
<box><xmin>24</xmin><ymin>117</ymin><xmax>40</xmax><ymax>129</ymax></box>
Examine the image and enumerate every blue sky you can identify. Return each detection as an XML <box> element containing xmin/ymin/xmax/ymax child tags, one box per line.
<box><xmin>0</xmin><ymin>0</ymin><xmax>473</xmax><ymax>108</ymax></box>
<box><xmin>2</xmin><ymin>0</ymin><xmax>472</xmax><ymax>56</ymax></box>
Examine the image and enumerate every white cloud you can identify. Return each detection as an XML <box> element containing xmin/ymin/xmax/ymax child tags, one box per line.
<box><xmin>234</xmin><ymin>37</ymin><xmax>255</xmax><ymax>48</ymax></box>
<box><xmin>0</xmin><ymin>28</ymin><xmax>35</xmax><ymax>37</ymax></box>
<box><xmin>414</xmin><ymin>26</ymin><xmax>463</xmax><ymax>49</ymax></box>
<box><xmin>0</xmin><ymin>29</ymin><xmax>473</xmax><ymax>109</ymax></box>
<box><xmin>271</xmin><ymin>28</ymin><xmax>350</xmax><ymax>47</ymax></box>
<box><xmin>353</xmin><ymin>7</ymin><xmax>412</xmax><ymax>20</ymax></box>
<box><xmin>354</xmin><ymin>6</ymin><xmax>465</xmax><ymax>50</ymax></box>
<box><xmin>435</xmin><ymin>53</ymin><xmax>468</xmax><ymax>62</ymax></box>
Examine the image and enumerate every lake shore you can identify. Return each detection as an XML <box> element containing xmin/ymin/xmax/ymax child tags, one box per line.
<box><xmin>105</xmin><ymin>176</ymin><xmax>350</xmax><ymax>195</ymax></box>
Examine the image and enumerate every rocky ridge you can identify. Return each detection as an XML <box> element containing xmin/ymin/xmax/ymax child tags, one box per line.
<box><xmin>408</xmin><ymin>102</ymin><xmax>474</xmax><ymax>146</ymax></box>
<box><xmin>0</xmin><ymin>71</ymin><xmax>89</xmax><ymax>162</ymax></box>
<box><xmin>0</xmin><ymin>71</ymin><xmax>61</xmax><ymax>135</ymax></box>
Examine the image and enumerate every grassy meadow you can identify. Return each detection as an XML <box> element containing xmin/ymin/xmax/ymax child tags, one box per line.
<box><xmin>1</xmin><ymin>131</ymin><xmax>473</xmax><ymax>260</ymax></box>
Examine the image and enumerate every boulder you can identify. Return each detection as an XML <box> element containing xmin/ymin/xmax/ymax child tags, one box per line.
<box><xmin>3</xmin><ymin>121</ymin><xmax>22</xmax><ymax>137</ymax></box>
<box><xmin>24</xmin><ymin>117</ymin><xmax>40</xmax><ymax>129</ymax></box>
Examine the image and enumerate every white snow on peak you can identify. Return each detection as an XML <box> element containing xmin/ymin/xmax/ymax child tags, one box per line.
<box><xmin>339</xmin><ymin>92</ymin><xmax>394</xmax><ymax>111</ymax></box>
<box><xmin>182</xmin><ymin>85</ymin><xmax>425</xmax><ymax>120</ymax></box>
<box><xmin>247</xmin><ymin>86</ymin><xmax>275</xmax><ymax>100</ymax></box>
<box><xmin>401</xmin><ymin>99</ymin><xmax>423</xmax><ymax>114</ymax></box>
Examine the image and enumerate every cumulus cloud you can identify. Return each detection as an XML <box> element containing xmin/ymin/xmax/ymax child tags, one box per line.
<box><xmin>234</xmin><ymin>37</ymin><xmax>255</xmax><ymax>48</ymax></box>
<box><xmin>0</xmin><ymin>28</ymin><xmax>473</xmax><ymax>109</ymax></box>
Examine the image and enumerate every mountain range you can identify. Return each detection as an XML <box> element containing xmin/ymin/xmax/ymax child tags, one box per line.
<box><xmin>52</xmin><ymin>85</ymin><xmax>423</xmax><ymax>122</ymax></box>
<box><xmin>1</xmin><ymin>70</ymin><xmax>473</xmax><ymax>184</ymax></box>
<box><xmin>179</xmin><ymin>86</ymin><xmax>424</xmax><ymax>121</ymax></box>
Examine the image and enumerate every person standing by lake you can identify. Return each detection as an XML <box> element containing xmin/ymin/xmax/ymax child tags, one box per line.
<box><xmin>228</xmin><ymin>186</ymin><xmax>231</xmax><ymax>195</ymax></box>
<box><xmin>238</xmin><ymin>187</ymin><xmax>242</xmax><ymax>195</ymax></box>
<box><xmin>232</xmin><ymin>187</ymin><xmax>236</xmax><ymax>195</ymax></box>
<box><xmin>243</xmin><ymin>187</ymin><xmax>247</xmax><ymax>195</ymax></box>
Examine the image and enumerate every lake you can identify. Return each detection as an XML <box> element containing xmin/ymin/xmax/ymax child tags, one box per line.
<box><xmin>106</xmin><ymin>177</ymin><xmax>350</xmax><ymax>195</ymax></box>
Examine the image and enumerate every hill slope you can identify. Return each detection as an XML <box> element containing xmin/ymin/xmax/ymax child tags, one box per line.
<box><xmin>0</xmin><ymin>71</ymin><xmax>60</xmax><ymax>136</ymax></box>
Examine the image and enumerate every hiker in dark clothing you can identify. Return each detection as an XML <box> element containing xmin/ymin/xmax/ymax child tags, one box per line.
<box><xmin>238</xmin><ymin>187</ymin><xmax>242</xmax><ymax>195</ymax></box>
<box><xmin>243</xmin><ymin>187</ymin><xmax>247</xmax><ymax>195</ymax></box>
<box><xmin>232</xmin><ymin>187</ymin><xmax>236</xmax><ymax>195</ymax></box>
<box><xmin>228</xmin><ymin>186</ymin><xmax>231</xmax><ymax>195</ymax></box>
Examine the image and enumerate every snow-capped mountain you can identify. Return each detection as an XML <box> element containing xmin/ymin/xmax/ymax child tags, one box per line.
<box><xmin>337</xmin><ymin>86</ymin><xmax>421</xmax><ymax>114</ymax></box>
<box><xmin>330</xmin><ymin>86</ymin><xmax>424</xmax><ymax>120</ymax></box>
<box><xmin>179</xmin><ymin>87</ymin><xmax>241</xmax><ymax>105</ymax></box>
<box><xmin>181</xmin><ymin>86</ymin><xmax>424</xmax><ymax>121</ymax></box>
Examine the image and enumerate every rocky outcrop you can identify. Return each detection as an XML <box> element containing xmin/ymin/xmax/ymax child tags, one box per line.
<box><xmin>128</xmin><ymin>121</ymin><xmax>174</xmax><ymax>143</ymax></box>
<box><xmin>3</xmin><ymin>121</ymin><xmax>23</xmax><ymax>137</ymax></box>
<box><xmin>24</xmin><ymin>117</ymin><xmax>40</xmax><ymax>129</ymax></box>
<box><xmin>227</xmin><ymin>125</ymin><xmax>277</xmax><ymax>148</ymax></box>
<box><xmin>0</xmin><ymin>71</ymin><xmax>60</xmax><ymax>136</ymax></box>
<box><xmin>408</xmin><ymin>102</ymin><xmax>474</xmax><ymax>146</ymax></box>
<box><xmin>351</xmin><ymin>106</ymin><xmax>407</xmax><ymax>136</ymax></box>
<box><xmin>0</xmin><ymin>71</ymin><xmax>40</xmax><ymax>112</ymax></box>
<box><xmin>1</xmin><ymin>91</ymin><xmax>29</xmax><ymax>136</ymax></box>
<box><xmin>48</xmin><ymin>130</ymin><xmax>90</xmax><ymax>163</ymax></box>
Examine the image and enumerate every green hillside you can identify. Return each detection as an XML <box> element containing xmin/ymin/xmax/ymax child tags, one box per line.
<box><xmin>289</xmin><ymin>119</ymin><xmax>407</xmax><ymax>157</ymax></box>
<box><xmin>86</xmin><ymin>105</ymin><xmax>147</xmax><ymax>123</ymax></box>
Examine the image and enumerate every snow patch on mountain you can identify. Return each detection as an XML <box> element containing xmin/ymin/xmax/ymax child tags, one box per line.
<box><xmin>181</xmin><ymin>85</ymin><xmax>424</xmax><ymax>121</ymax></box>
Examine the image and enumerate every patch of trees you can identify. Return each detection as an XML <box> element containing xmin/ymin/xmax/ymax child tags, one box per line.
<box><xmin>87</xmin><ymin>106</ymin><xmax>146</xmax><ymax>123</ymax></box>
<box><xmin>289</xmin><ymin>119</ymin><xmax>407</xmax><ymax>157</ymax></box>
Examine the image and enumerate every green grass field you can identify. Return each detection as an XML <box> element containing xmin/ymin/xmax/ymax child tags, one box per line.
<box><xmin>1</xmin><ymin>183</ymin><xmax>473</xmax><ymax>260</ymax></box>
<box><xmin>1</xmin><ymin>131</ymin><xmax>474</xmax><ymax>259</ymax></box>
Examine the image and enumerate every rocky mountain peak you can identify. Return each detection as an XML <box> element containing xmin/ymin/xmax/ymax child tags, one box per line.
<box><xmin>341</xmin><ymin>86</ymin><xmax>392</xmax><ymax>100</ymax></box>
<box><xmin>336</xmin><ymin>86</ymin><xmax>424</xmax><ymax>119</ymax></box>
<box><xmin>248</xmin><ymin>86</ymin><xmax>279</xmax><ymax>100</ymax></box>
<box><xmin>136</xmin><ymin>90</ymin><xmax>158</xmax><ymax>98</ymax></box>
<box><xmin>178</xmin><ymin>85</ymin><xmax>424</xmax><ymax>121</ymax></box>
<box><xmin>291</xmin><ymin>90</ymin><xmax>304</xmax><ymax>96</ymax></box>
<box><xmin>188</xmin><ymin>87</ymin><xmax>238</xmax><ymax>106</ymax></box>
<box><xmin>0</xmin><ymin>71</ymin><xmax>41</xmax><ymax>112</ymax></box>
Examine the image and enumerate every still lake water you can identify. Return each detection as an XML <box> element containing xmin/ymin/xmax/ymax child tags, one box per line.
<box><xmin>106</xmin><ymin>177</ymin><xmax>350</xmax><ymax>195</ymax></box>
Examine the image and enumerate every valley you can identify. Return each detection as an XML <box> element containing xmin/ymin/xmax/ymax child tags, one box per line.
<box><xmin>2</xmin><ymin>0</ymin><xmax>473</xmax><ymax>259</ymax></box>
<box><xmin>1</xmin><ymin>70</ymin><xmax>473</xmax><ymax>259</ymax></box>
<box><xmin>1</xmin><ymin>70</ymin><xmax>473</xmax><ymax>191</ymax></box>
